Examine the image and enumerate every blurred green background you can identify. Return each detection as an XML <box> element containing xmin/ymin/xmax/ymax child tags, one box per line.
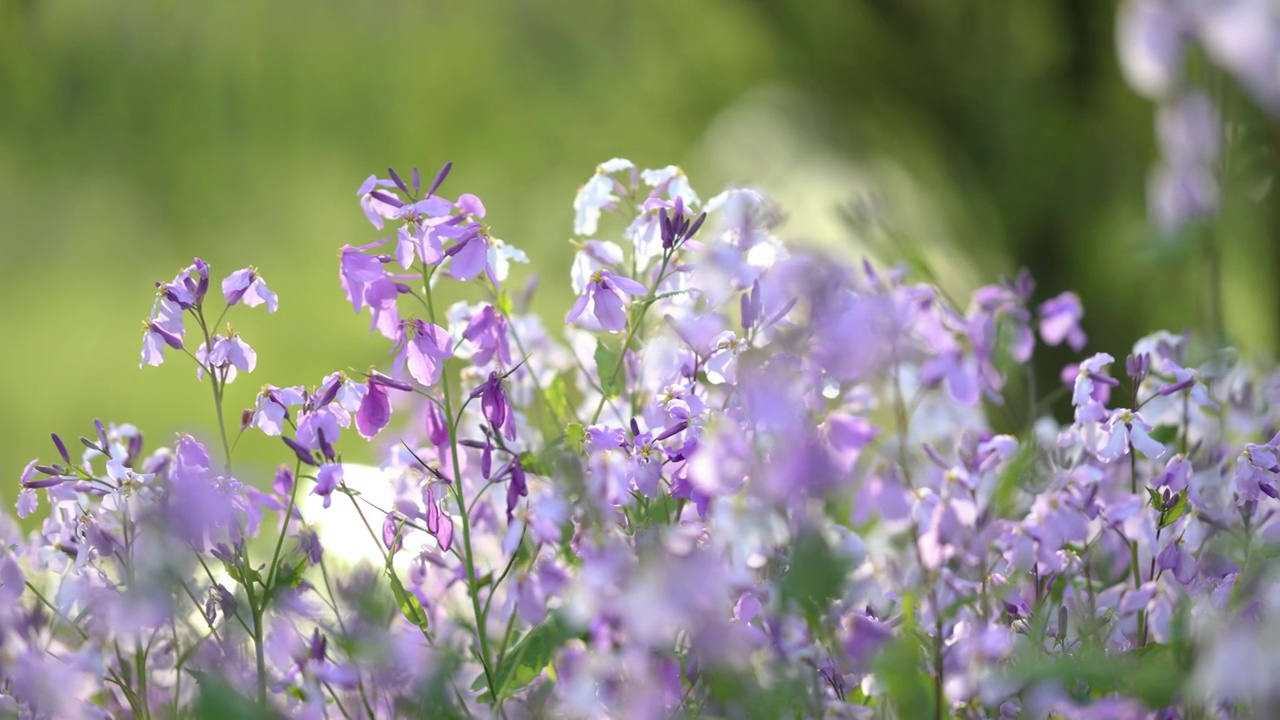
<box><xmin>3</xmin><ymin>1</ymin><xmax>1278</xmax><ymax>495</ymax></box>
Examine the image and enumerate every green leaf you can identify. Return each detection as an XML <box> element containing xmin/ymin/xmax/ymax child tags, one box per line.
<box><xmin>594</xmin><ymin>340</ymin><xmax>623</xmax><ymax>399</ymax></box>
<box><xmin>1148</xmin><ymin>424</ymin><xmax>1179</xmax><ymax>445</ymax></box>
<box><xmin>991</xmin><ymin>440</ymin><xmax>1036</xmax><ymax>518</ymax></box>
<box><xmin>495</xmin><ymin>289</ymin><xmax>514</xmax><ymax>317</ymax></box>
<box><xmin>1007</xmin><ymin>643</ymin><xmax>1184</xmax><ymax>708</ymax></box>
<box><xmin>1160</xmin><ymin>490</ymin><xmax>1189</xmax><ymax>528</ymax></box>
<box><xmin>779</xmin><ymin>531</ymin><xmax>850</xmax><ymax>629</ymax></box>
<box><xmin>191</xmin><ymin>672</ymin><xmax>276</xmax><ymax>719</ymax></box>
<box><xmin>545</xmin><ymin>375</ymin><xmax>574</xmax><ymax>423</ymax></box>
<box><xmin>1146</xmin><ymin>487</ymin><xmax>1165</xmax><ymax>509</ymax></box>
<box><xmin>565</xmin><ymin>422</ymin><xmax>586</xmax><ymax>454</ymax></box>
<box><xmin>386</xmin><ymin>567</ymin><xmax>430</xmax><ymax>636</ymax></box>
<box><xmin>475</xmin><ymin>614</ymin><xmax>575</xmax><ymax>703</ymax></box>
<box><xmin>872</xmin><ymin>614</ymin><xmax>934</xmax><ymax>720</ymax></box>
<box><xmin>518</xmin><ymin>450</ymin><xmax>555</xmax><ymax>478</ymax></box>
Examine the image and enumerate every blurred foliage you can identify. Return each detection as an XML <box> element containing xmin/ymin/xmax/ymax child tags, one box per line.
<box><xmin>3</xmin><ymin>0</ymin><xmax>1279</xmax><ymax>492</ymax></box>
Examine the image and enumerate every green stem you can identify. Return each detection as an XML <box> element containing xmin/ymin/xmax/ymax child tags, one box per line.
<box><xmin>422</xmin><ymin>263</ymin><xmax>498</xmax><ymax>701</ymax></box>
<box><xmin>193</xmin><ymin>309</ymin><xmax>233</xmax><ymax>474</ymax></box>
<box><xmin>590</xmin><ymin>251</ymin><xmax>674</xmax><ymax>425</ymax></box>
<box><xmin>1129</xmin><ymin>447</ymin><xmax>1146</xmax><ymax>648</ymax></box>
<box><xmin>264</xmin><ymin>460</ymin><xmax>303</xmax><ymax>592</ymax></box>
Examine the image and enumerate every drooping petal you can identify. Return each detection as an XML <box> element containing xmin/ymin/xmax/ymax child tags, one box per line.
<box><xmin>592</xmin><ymin>287</ymin><xmax>628</xmax><ymax>332</ymax></box>
<box><xmin>356</xmin><ymin>383</ymin><xmax>392</xmax><ymax>440</ymax></box>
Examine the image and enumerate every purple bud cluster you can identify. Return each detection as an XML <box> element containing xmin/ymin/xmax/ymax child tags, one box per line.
<box><xmin>6</xmin><ymin>155</ymin><xmax>1280</xmax><ymax>719</ymax></box>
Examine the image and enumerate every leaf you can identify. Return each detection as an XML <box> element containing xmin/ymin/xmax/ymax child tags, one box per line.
<box><xmin>191</xmin><ymin>672</ymin><xmax>276</xmax><ymax>719</ymax></box>
<box><xmin>1146</xmin><ymin>487</ymin><xmax>1165</xmax><ymax>509</ymax></box>
<box><xmin>518</xmin><ymin>450</ymin><xmax>555</xmax><ymax>478</ymax></box>
<box><xmin>565</xmin><ymin>422</ymin><xmax>586</xmax><ymax>454</ymax></box>
<box><xmin>495</xmin><ymin>289</ymin><xmax>514</xmax><ymax>317</ymax></box>
<box><xmin>991</xmin><ymin>440</ymin><xmax>1036</xmax><ymax>518</ymax></box>
<box><xmin>872</xmin><ymin>614</ymin><xmax>934</xmax><ymax>720</ymax></box>
<box><xmin>1160</xmin><ymin>490</ymin><xmax>1189</xmax><ymax>528</ymax></box>
<box><xmin>474</xmin><ymin>614</ymin><xmax>575</xmax><ymax>703</ymax></box>
<box><xmin>594</xmin><ymin>340</ymin><xmax>623</xmax><ymax>399</ymax></box>
<box><xmin>545</xmin><ymin>374</ymin><xmax>574</xmax><ymax>423</ymax></box>
<box><xmin>1148</xmin><ymin>424</ymin><xmax>1179</xmax><ymax>445</ymax></box>
<box><xmin>386</xmin><ymin>567</ymin><xmax>430</xmax><ymax>636</ymax></box>
<box><xmin>779</xmin><ymin>531</ymin><xmax>850</xmax><ymax>629</ymax></box>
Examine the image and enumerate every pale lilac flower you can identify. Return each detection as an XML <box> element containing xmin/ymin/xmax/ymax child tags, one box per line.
<box><xmin>140</xmin><ymin>293</ymin><xmax>186</xmax><ymax>368</ymax></box>
<box><xmin>221</xmin><ymin>267</ymin><xmax>279</xmax><ymax>312</ymax></box>
<box><xmin>15</xmin><ymin>488</ymin><xmax>37</xmax><ymax>518</ymax></box>
<box><xmin>444</xmin><ymin>225</ymin><xmax>498</xmax><ymax>282</ymax></box>
<box><xmin>570</xmin><ymin>240</ymin><xmax>625</xmax><ymax>294</ymax></box>
<box><xmin>395</xmin><ymin>319</ymin><xmax>453</xmax><ymax>386</ymax></box>
<box><xmin>463</xmin><ymin>304</ymin><xmax>513</xmax><ymax>368</ymax></box>
<box><xmin>339</xmin><ymin>243</ymin><xmax>401</xmax><ymax>339</ymax></box>
<box><xmin>1073</xmin><ymin>352</ymin><xmax>1119</xmax><ymax>419</ymax></box>
<box><xmin>574</xmin><ymin>158</ymin><xmax>635</xmax><ymax>235</ymax></box>
<box><xmin>0</xmin><ymin>552</ymin><xmax>23</xmax><ymax>602</ymax></box>
<box><xmin>1038</xmin><ymin>292</ymin><xmax>1087</xmax><ymax>351</ymax></box>
<box><xmin>1156</xmin><ymin>365</ymin><xmax>1219</xmax><ymax>410</ymax></box>
<box><xmin>565</xmin><ymin>269</ymin><xmax>646</xmax><ymax>332</ymax></box>
<box><xmin>1097</xmin><ymin>408</ymin><xmax>1167</xmax><ymax>461</ymax></box>
<box><xmin>296</xmin><ymin>406</ymin><xmax>344</xmax><ymax>454</ymax></box>
<box><xmin>251</xmin><ymin>385</ymin><xmax>307</xmax><ymax>436</ymax></box>
<box><xmin>196</xmin><ymin>334</ymin><xmax>257</xmax><ymax>383</ymax></box>
<box><xmin>1116</xmin><ymin>0</ymin><xmax>1189</xmax><ymax>98</ymax></box>
<box><xmin>357</xmin><ymin>174</ymin><xmax>401</xmax><ymax>229</ymax></box>
<box><xmin>312</xmin><ymin>463</ymin><xmax>344</xmax><ymax>509</ymax></box>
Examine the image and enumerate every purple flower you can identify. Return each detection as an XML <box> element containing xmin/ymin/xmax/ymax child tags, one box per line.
<box><xmin>15</xmin><ymin>488</ymin><xmax>37</xmax><ymax>518</ymax></box>
<box><xmin>140</xmin><ymin>318</ymin><xmax>184</xmax><ymax>369</ymax></box>
<box><xmin>1072</xmin><ymin>352</ymin><xmax>1119</xmax><ymax>421</ymax></box>
<box><xmin>357</xmin><ymin>174</ymin><xmax>401</xmax><ymax>229</ymax></box>
<box><xmin>506</xmin><ymin>461</ymin><xmax>528</xmax><ymax>522</ymax></box>
<box><xmin>296</xmin><ymin>406</ymin><xmax>343</xmax><ymax>453</ymax></box>
<box><xmin>463</xmin><ymin>304</ymin><xmax>514</xmax><ymax>368</ymax></box>
<box><xmin>339</xmin><ymin>243</ymin><xmax>401</xmax><ymax>339</ymax></box>
<box><xmin>250</xmin><ymin>385</ymin><xmax>306</xmax><ymax>436</ymax></box>
<box><xmin>921</xmin><ymin>349</ymin><xmax>980</xmax><ymax>406</ymax></box>
<box><xmin>356</xmin><ymin>381</ymin><xmax>392</xmax><ymax>440</ymax></box>
<box><xmin>470</xmin><ymin>371</ymin><xmax>516</xmax><ymax>441</ymax></box>
<box><xmin>1235</xmin><ymin>436</ymin><xmax>1280</xmax><ymax>504</ymax></box>
<box><xmin>1156</xmin><ymin>365</ymin><xmax>1219</xmax><ymax>410</ymax></box>
<box><xmin>0</xmin><ymin>553</ymin><xmax>24</xmax><ymax>603</ymax></box>
<box><xmin>196</xmin><ymin>334</ymin><xmax>257</xmax><ymax>383</ymax></box>
<box><xmin>140</xmin><ymin>296</ymin><xmax>185</xmax><ymax>368</ymax></box>
<box><xmin>157</xmin><ymin>258</ymin><xmax>210</xmax><ymax>310</ymax></box>
<box><xmin>221</xmin><ymin>267</ymin><xmax>279</xmax><ymax>312</ymax></box>
<box><xmin>445</xmin><ymin>227</ymin><xmax>496</xmax><ymax>282</ymax></box>
<box><xmin>565</xmin><ymin>269</ymin><xmax>646</xmax><ymax>332</ymax></box>
<box><xmin>395</xmin><ymin>319</ymin><xmax>454</xmax><ymax>386</ymax></box>
<box><xmin>355</xmin><ymin>372</ymin><xmax>410</xmax><ymax>440</ymax></box>
<box><xmin>312</xmin><ymin>463</ymin><xmax>344</xmax><ymax>509</ymax></box>
<box><xmin>1038</xmin><ymin>292</ymin><xmax>1087</xmax><ymax>351</ymax></box>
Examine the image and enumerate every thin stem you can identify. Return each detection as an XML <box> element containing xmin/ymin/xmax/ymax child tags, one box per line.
<box><xmin>589</xmin><ymin>250</ymin><xmax>674</xmax><ymax>425</ymax></box>
<box><xmin>264</xmin><ymin>460</ymin><xmax>304</xmax><ymax>592</ymax></box>
<box><xmin>193</xmin><ymin>309</ymin><xmax>233</xmax><ymax>474</ymax></box>
<box><xmin>1129</xmin><ymin>447</ymin><xmax>1146</xmax><ymax>648</ymax></box>
<box><xmin>422</xmin><ymin>262</ymin><xmax>498</xmax><ymax>701</ymax></box>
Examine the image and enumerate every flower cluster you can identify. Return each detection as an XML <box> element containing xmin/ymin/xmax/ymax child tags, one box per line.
<box><xmin>1117</xmin><ymin>0</ymin><xmax>1280</xmax><ymax>234</ymax></box>
<box><xmin>6</xmin><ymin>154</ymin><xmax>1280</xmax><ymax>720</ymax></box>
